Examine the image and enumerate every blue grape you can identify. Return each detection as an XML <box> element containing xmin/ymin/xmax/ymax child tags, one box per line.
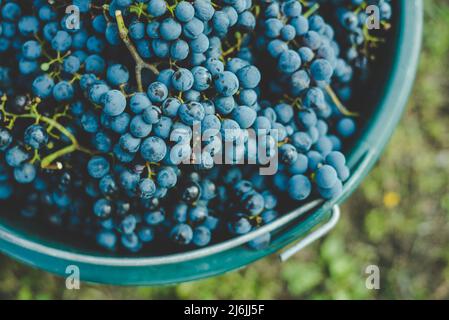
<box><xmin>32</xmin><ymin>74</ymin><xmax>55</xmax><ymax>98</ymax></box>
<box><xmin>337</xmin><ymin>117</ymin><xmax>356</xmax><ymax>137</ymax></box>
<box><xmin>142</xmin><ymin>105</ymin><xmax>162</xmax><ymax>125</ymax></box>
<box><xmin>130</xmin><ymin>115</ymin><xmax>152</xmax><ymax>138</ymax></box>
<box><xmin>214</xmin><ymin>71</ymin><xmax>239</xmax><ymax>97</ymax></box>
<box><xmin>106</xmin><ymin>64</ymin><xmax>129</xmax><ymax>87</ymax></box>
<box><xmin>87</xmin><ymin>156</ymin><xmax>110</xmax><ymax>179</ymax></box>
<box><xmin>130</xmin><ymin>93</ymin><xmax>151</xmax><ymax>114</ymax></box>
<box><xmin>171</xmin><ymin>68</ymin><xmax>194</xmax><ymax>92</ymax></box>
<box><xmin>93</xmin><ymin>198</ymin><xmax>113</xmax><ymax>219</ymax></box>
<box><xmin>170</xmin><ymin>224</ymin><xmax>193</xmax><ymax>245</ymax></box>
<box><xmin>51</xmin><ymin>31</ymin><xmax>72</xmax><ymax>52</ymax></box>
<box><xmin>178</xmin><ymin>101</ymin><xmax>205</xmax><ymax>126</ymax></box>
<box><xmin>160</xmin><ymin>18</ymin><xmax>182</xmax><ymax>41</ymax></box>
<box><xmin>288</xmin><ymin>175</ymin><xmax>312</xmax><ymax>201</ymax></box>
<box><xmin>5</xmin><ymin>146</ymin><xmax>29</xmax><ymax>168</ymax></box>
<box><xmin>147</xmin><ymin>0</ymin><xmax>167</xmax><ymax>17</ymax></box>
<box><xmin>119</xmin><ymin>133</ymin><xmax>141</xmax><ymax>153</ymax></box>
<box><xmin>110</xmin><ymin>113</ymin><xmax>131</xmax><ymax>134</ymax></box>
<box><xmin>141</xmin><ymin>136</ymin><xmax>167</xmax><ymax>162</ymax></box>
<box><xmin>316</xmin><ymin>164</ymin><xmax>339</xmax><ymax>189</ymax></box>
<box><xmin>194</xmin><ymin>0</ymin><xmax>215</xmax><ymax>22</ymax></box>
<box><xmin>14</xmin><ymin>163</ymin><xmax>36</xmax><ymax>184</ymax></box>
<box><xmin>22</xmin><ymin>40</ymin><xmax>42</xmax><ymax>60</ymax></box>
<box><xmin>236</xmin><ymin>65</ymin><xmax>261</xmax><ymax>89</ymax></box>
<box><xmin>24</xmin><ymin>125</ymin><xmax>48</xmax><ymax>149</ymax></box>
<box><xmin>170</xmin><ymin>39</ymin><xmax>190</xmax><ymax>60</ymax></box>
<box><xmin>53</xmin><ymin>81</ymin><xmax>74</xmax><ymax>101</ymax></box>
<box><xmin>1</xmin><ymin>2</ymin><xmax>22</xmax><ymax>21</ymax></box>
<box><xmin>229</xmin><ymin>215</ymin><xmax>252</xmax><ymax>235</ymax></box>
<box><xmin>193</xmin><ymin>226</ymin><xmax>211</xmax><ymax>246</ymax></box>
<box><xmin>183</xmin><ymin>17</ymin><xmax>204</xmax><ymax>39</ymax></box>
<box><xmin>139</xmin><ymin>178</ymin><xmax>156</xmax><ymax>199</ymax></box>
<box><xmin>63</xmin><ymin>56</ymin><xmax>81</xmax><ymax>74</ymax></box>
<box><xmin>310</xmin><ymin>59</ymin><xmax>334</xmax><ymax>82</ymax></box>
<box><xmin>157</xmin><ymin>167</ymin><xmax>177</xmax><ymax>189</ymax></box>
<box><xmin>96</xmin><ymin>230</ymin><xmax>117</xmax><ymax>251</ymax></box>
<box><xmin>232</xmin><ymin>106</ymin><xmax>257</xmax><ymax>129</ymax></box>
<box><xmin>102</xmin><ymin>90</ymin><xmax>126</xmax><ymax>116</ymax></box>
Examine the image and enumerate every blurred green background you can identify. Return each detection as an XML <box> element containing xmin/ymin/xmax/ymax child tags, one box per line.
<box><xmin>1</xmin><ymin>0</ymin><xmax>449</xmax><ymax>300</ymax></box>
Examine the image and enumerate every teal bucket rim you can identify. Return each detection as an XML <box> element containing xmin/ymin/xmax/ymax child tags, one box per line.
<box><xmin>0</xmin><ymin>0</ymin><xmax>423</xmax><ymax>285</ymax></box>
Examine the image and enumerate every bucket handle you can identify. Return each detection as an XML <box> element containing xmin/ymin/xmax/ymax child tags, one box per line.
<box><xmin>279</xmin><ymin>205</ymin><xmax>341</xmax><ymax>262</ymax></box>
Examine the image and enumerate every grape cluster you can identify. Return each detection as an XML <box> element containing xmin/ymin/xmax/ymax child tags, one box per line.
<box><xmin>260</xmin><ymin>1</ymin><xmax>351</xmax><ymax>91</ymax></box>
<box><xmin>314</xmin><ymin>0</ymin><xmax>392</xmax><ymax>81</ymax></box>
<box><xmin>0</xmin><ymin>0</ymin><xmax>391</xmax><ymax>254</ymax></box>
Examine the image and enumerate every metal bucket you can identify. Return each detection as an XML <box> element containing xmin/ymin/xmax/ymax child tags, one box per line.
<box><xmin>0</xmin><ymin>0</ymin><xmax>423</xmax><ymax>285</ymax></box>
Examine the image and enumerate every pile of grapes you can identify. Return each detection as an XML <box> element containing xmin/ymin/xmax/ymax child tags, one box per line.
<box><xmin>0</xmin><ymin>0</ymin><xmax>392</xmax><ymax>254</ymax></box>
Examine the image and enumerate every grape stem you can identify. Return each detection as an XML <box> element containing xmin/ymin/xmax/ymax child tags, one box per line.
<box><xmin>303</xmin><ymin>3</ymin><xmax>320</xmax><ymax>18</ymax></box>
<box><xmin>222</xmin><ymin>32</ymin><xmax>243</xmax><ymax>58</ymax></box>
<box><xmin>0</xmin><ymin>95</ymin><xmax>93</xmax><ymax>169</ymax></box>
<box><xmin>324</xmin><ymin>86</ymin><xmax>359</xmax><ymax>117</ymax></box>
<box><xmin>115</xmin><ymin>10</ymin><xmax>159</xmax><ymax>92</ymax></box>
<box><xmin>252</xmin><ymin>4</ymin><xmax>261</xmax><ymax>18</ymax></box>
<box><xmin>19</xmin><ymin>113</ymin><xmax>91</xmax><ymax>168</ymax></box>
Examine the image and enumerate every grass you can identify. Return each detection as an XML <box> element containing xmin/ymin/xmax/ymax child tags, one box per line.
<box><xmin>1</xmin><ymin>0</ymin><xmax>449</xmax><ymax>300</ymax></box>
